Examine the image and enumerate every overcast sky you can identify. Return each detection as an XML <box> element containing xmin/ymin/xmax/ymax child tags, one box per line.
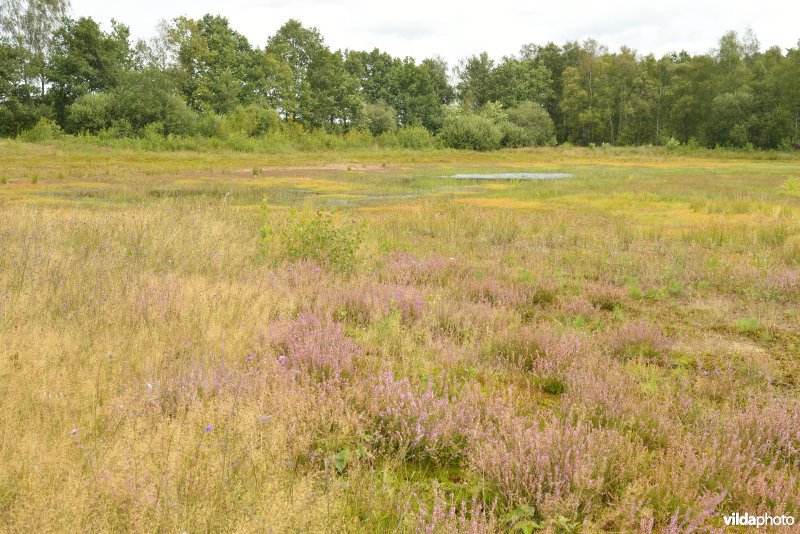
<box><xmin>70</xmin><ymin>0</ymin><xmax>799</xmax><ymax>67</ymax></box>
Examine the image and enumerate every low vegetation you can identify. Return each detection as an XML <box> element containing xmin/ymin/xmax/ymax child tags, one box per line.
<box><xmin>1</xmin><ymin>141</ymin><xmax>799</xmax><ymax>531</ymax></box>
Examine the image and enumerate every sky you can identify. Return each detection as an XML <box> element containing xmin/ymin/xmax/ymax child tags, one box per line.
<box><xmin>69</xmin><ymin>0</ymin><xmax>800</xmax><ymax>67</ymax></box>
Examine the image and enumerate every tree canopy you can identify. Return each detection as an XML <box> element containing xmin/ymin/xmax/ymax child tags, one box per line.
<box><xmin>1</xmin><ymin>3</ymin><xmax>799</xmax><ymax>150</ymax></box>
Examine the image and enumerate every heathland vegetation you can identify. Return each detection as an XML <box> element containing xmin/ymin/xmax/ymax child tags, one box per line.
<box><xmin>1</xmin><ymin>1</ymin><xmax>800</xmax><ymax>151</ymax></box>
<box><xmin>2</xmin><ymin>1</ymin><xmax>800</xmax><ymax>532</ymax></box>
<box><xmin>1</xmin><ymin>141</ymin><xmax>799</xmax><ymax>531</ymax></box>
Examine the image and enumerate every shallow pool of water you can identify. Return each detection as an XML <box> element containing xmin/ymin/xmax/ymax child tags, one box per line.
<box><xmin>448</xmin><ymin>173</ymin><xmax>573</xmax><ymax>180</ymax></box>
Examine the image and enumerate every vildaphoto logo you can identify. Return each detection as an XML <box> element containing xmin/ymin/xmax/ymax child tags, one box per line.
<box><xmin>723</xmin><ymin>512</ymin><xmax>795</xmax><ymax>528</ymax></box>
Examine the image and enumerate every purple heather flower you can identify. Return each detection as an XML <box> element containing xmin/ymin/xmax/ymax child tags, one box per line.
<box><xmin>205</xmin><ymin>424</ymin><xmax>212</xmax><ymax>432</ymax></box>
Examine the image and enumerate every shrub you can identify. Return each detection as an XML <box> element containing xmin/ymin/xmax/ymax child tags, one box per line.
<box><xmin>220</xmin><ymin>102</ymin><xmax>280</xmax><ymax>137</ymax></box>
<box><xmin>19</xmin><ymin>117</ymin><xmax>62</xmax><ymax>142</ymax></box>
<box><xmin>471</xmin><ymin>417</ymin><xmax>648</xmax><ymax>516</ymax></box>
<box><xmin>505</xmin><ymin>101</ymin><xmax>555</xmax><ymax>146</ymax></box>
<box><xmin>364</xmin><ymin>372</ymin><xmax>481</xmax><ymax>465</ymax></box>
<box><xmin>498</xmin><ymin>121</ymin><xmax>532</xmax><ymax>148</ymax></box>
<box><xmin>364</xmin><ymin>100</ymin><xmax>397</xmax><ymax>136</ymax></box>
<box><xmin>329</xmin><ymin>281</ymin><xmax>425</xmax><ymax>326</ymax></box>
<box><xmin>264</xmin><ymin>208</ymin><xmax>362</xmax><ymax>272</ymax></box>
<box><xmin>438</xmin><ymin>113</ymin><xmax>502</xmax><ymax>151</ymax></box>
<box><xmin>264</xmin><ymin>313</ymin><xmax>360</xmax><ymax>381</ymax></box>
<box><xmin>103</xmin><ymin>68</ymin><xmax>199</xmax><ymax>136</ymax></box>
<box><xmin>412</xmin><ymin>488</ymin><xmax>499</xmax><ymax>533</ymax></box>
<box><xmin>396</xmin><ymin>125</ymin><xmax>436</xmax><ymax>149</ymax></box>
<box><xmin>67</xmin><ymin>93</ymin><xmax>112</xmax><ymax>134</ymax></box>
<box><xmin>608</xmin><ymin>321</ymin><xmax>671</xmax><ymax>361</ymax></box>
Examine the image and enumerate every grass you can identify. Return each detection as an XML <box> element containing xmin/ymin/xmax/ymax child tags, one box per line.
<box><xmin>1</xmin><ymin>139</ymin><xmax>799</xmax><ymax>531</ymax></box>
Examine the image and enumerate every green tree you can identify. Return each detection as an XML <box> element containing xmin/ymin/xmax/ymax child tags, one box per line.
<box><xmin>0</xmin><ymin>39</ymin><xmax>42</xmax><ymax>134</ymax></box>
<box><xmin>168</xmin><ymin>14</ymin><xmax>261</xmax><ymax>114</ymax></box>
<box><xmin>46</xmin><ymin>17</ymin><xmax>132</xmax><ymax>125</ymax></box>
<box><xmin>363</xmin><ymin>100</ymin><xmax>396</xmax><ymax>135</ymax></box>
<box><xmin>0</xmin><ymin>0</ymin><xmax>70</xmax><ymax>95</ymax></box>
<box><xmin>455</xmin><ymin>51</ymin><xmax>494</xmax><ymax>108</ymax></box>
<box><xmin>266</xmin><ymin>19</ymin><xmax>326</xmax><ymax>121</ymax></box>
<box><xmin>488</xmin><ymin>57</ymin><xmax>553</xmax><ymax>108</ymax></box>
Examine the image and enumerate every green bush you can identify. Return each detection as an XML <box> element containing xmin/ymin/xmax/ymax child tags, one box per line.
<box><xmin>375</xmin><ymin>130</ymin><xmax>399</xmax><ymax>147</ymax></box>
<box><xmin>499</xmin><ymin>121</ymin><xmax>533</xmax><ymax>148</ymax></box>
<box><xmin>67</xmin><ymin>93</ymin><xmax>112</xmax><ymax>134</ymax></box>
<box><xmin>19</xmin><ymin>118</ymin><xmax>62</xmax><ymax>142</ymax></box>
<box><xmin>220</xmin><ymin>102</ymin><xmax>281</xmax><ymax>137</ymax></box>
<box><xmin>438</xmin><ymin>113</ymin><xmax>502</xmax><ymax>151</ymax></box>
<box><xmin>505</xmin><ymin>101</ymin><xmax>555</xmax><ymax>146</ymax></box>
<box><xmin>364</xmin><ymin>101</ymin><xmax>397</xmax><ymax>136</ymax></box>
<box><xmin>264</xmin><ymin>208</ymin><xmax>363</xmax><ymax>272</ymax></box>
<box><xmin>107</xmin><ymin>68</ymin><xmax>199</xmax><ymax>136</ymax></box>
<box><xmin>396</xmin><ymin>125</ymin><xmax>436</xmax><ymax>149</ymax></box>
<box><xmin>161</xmin><ymin>96</ymin><xmax>199</xmax><ymax>136</ymax></box>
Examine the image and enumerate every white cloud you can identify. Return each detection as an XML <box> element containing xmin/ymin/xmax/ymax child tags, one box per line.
<box><xmin>70</xmin><ymin>0</ymin><xmax>800</xmax><ymax>67</ymax></box>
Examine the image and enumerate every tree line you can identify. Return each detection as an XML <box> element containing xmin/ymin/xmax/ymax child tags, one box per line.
<box><xmin>2</xmin><ymin>0</ymin><xmax>799</xmax><ymax>150</ymax></box>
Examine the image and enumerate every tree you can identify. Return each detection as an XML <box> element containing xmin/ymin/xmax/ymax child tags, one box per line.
<box><xmin>488</xmin><ymin>57</ymin><xmax>553</xmax><ymax>108</ymax></box>
<box><xmin>302</xmin><ymin>47</ymin><xmax>363</xmax><ymax>130</ymax></box>
<box><xmin>266</xmin><ymin>19</ymin><xmax>326</xmax><ymax>121</ymax></box>
<box><xmin>0</xmin><ymin>0</ymin><xmax>70</xmax><ymax>95</ymax></box>
<box><xmin>168</xmin><ymin>14</ymin><xmax>261</xmax><ymax>114</ymax></box>
<box><xmin>46</xmin><ymin>17</ymin><xmax>132</xmax><ymax>125</ymax></box>
<box><xmin>0</xmin><ymin>39</ymin><xmax>42</xmax><ymax>134</ymax></box>
<box><xmin>363</xmin><ymin>100</ymin><xmax>396</xmax><ymax>135</ymax></box>
<box><xmin>455</xmin><ymin>52</ymin><xmax>494</xmax><ymax>108</ymax></box>
<box><xmin>506</xmin><ymin>101</ymin><xmax>555</xmax><ymax>145</ymax></box>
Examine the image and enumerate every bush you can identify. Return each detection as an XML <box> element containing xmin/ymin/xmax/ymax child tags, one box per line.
<box><xmin>67</xmin><ymin>93</ymin><xmax>111</xmax><ymax>134</ymax></box>
<box><xmin>161</xmin><ymin>96</ymin><xmax>199</xmax><ymax>136</ymax></box>
<box><xmin>364</xmin><ymin>100</ymin><xmax>397</xmax><ymax>136</ymax></box>
<box><xmin>108</xmin><ymin>68</ymin><xmax>199</xmax><ymax>136</ymax></box>
<box><xmin>263</xmin><ymin>208</ymin><xmax>362</xmax><ymax>272</ymax></box>
<box><xmin>499</xmin><ymin>121</ymin><xmax>533</xmax><ymax>148</ymax></box>
<box><xmin>220</xmin><ymin>102</ymin><xmax>281</xmax><ymax>137</ymax></box>
<box><xmin>505</xmin><ymin>101</ymin><xmax>555</xmax><ymax>146</ymax></box>
<box><xmin>395</xmin><ymin>125</ymin><xmax>436</xmax><ymax>149</ymax></box>
<box><xmin>438</xmin><ymin>113</ymin><xmax>502</xmax><ymax>151</ymax></box>
<box><xmin>19</xmin><ymin>117</ymin><xmax>62</xmax><ymax>142</ymax></box>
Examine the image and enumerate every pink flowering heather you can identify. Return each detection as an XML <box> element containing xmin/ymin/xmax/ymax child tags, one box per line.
<box><xmin>491</xmin><ymin>326</ymin><xmax>590</xmax><ymax>375</ymax></box>
<box><xmin>607</xmin><ymin>320</ymin><xmax>672</xmax><ymax>361</ymax></box>
<box><xmin>764</xmin><ymin>267</ymin><xmax>799</xmax><ymax>295</ymax></box>
<box><xmin>149</xmin><ymin>358</ymin><xmax>246</xmax><ymax>418</ymax></box>
<box><xmin>381</xmin><ymin>252</ymin><xmax>466</xmax><ymax>286</ymax></box>
<box><xmin>470</xmin><ymin>415</ymin><xmax>648</xmax><ymax>519</ymax></box>
<box><xmin>265</xmin><ymin>313</ymin><xmax>361</xmax><ymax>381</ymax></box>
<box><xmin>413</xmin><ymin>488</ymin><xmax>499</xmax><ymax>534</ymax></box>
<box><xmin>585</xmin><ymin>282</ymin><xmax>628</xmax><ymax>311</ymax></box>
<box><xmin>326</xmin><ymin>280</ymin><xmax>426</xmax><ymax>325</ymax></box>
<box><xmin>365</xmin><ymin>372</ymin><xmax>482</xmax><ymax>466</ymax></box>
<box><xmin>559</xmin><ymin>296</ymin><xmax>597</xmax><ymax>318</ymax></box>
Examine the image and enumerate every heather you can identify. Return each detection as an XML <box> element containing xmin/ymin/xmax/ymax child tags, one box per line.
<box><xmin>1</xmin><ymin>142</ymin><xmax>799</xmax><ymax>531</ymax></box>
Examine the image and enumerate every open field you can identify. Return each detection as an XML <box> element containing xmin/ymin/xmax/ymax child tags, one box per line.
<box><xmin>1</xmin><ymin>141</ymin><xmax>799</xmax><ymax>532</ymax></box>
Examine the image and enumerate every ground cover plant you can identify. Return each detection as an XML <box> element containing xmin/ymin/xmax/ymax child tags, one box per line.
<box><xmin>1</xmin><ymin>139</ymin><xmax>800</xmax><ymax>531</ymax></box>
